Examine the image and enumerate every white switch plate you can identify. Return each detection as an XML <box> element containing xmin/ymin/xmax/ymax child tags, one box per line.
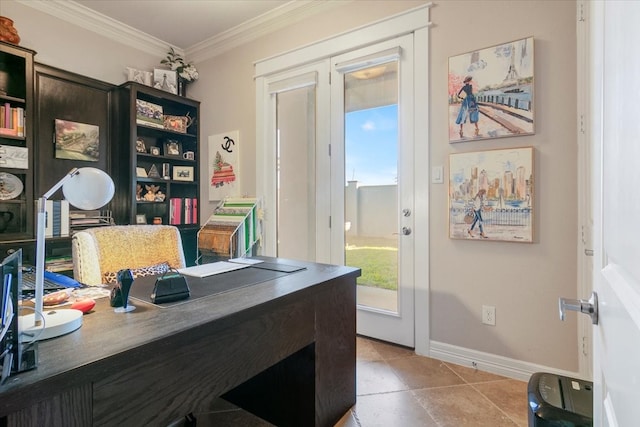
<box><xmin>432</xmin><ymin>166</ymin><xmax>443</xmax><ymax>184</ymax></box>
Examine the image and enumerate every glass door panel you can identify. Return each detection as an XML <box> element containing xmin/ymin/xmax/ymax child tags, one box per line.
<box><xmin>344</xmin><ymin>63</ymin><xmax>399</xmax><ymax>312</ymax></box>
<box><xmin>276</xmin><ymin>86</ymin><xmax>316</xmax><ymax>261</ymax></box>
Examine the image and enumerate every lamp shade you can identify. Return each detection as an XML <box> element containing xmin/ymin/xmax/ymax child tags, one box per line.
<box><xmin>62</xmin><ymin>167</ymin><xmax>115</xmax><ymax>210</ymax></box>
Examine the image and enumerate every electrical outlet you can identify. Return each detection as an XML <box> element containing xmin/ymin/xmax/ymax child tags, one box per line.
<box><xmin>482</xmin><ymin>305</ymin><xmax>496</xmax><ymax>326</ymax></box>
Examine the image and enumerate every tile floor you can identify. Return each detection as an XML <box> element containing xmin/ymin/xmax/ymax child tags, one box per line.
<box><xmin>191</xmin><ymin>336</ymin><xmax>529</xmax><ymax>427</ymax></box>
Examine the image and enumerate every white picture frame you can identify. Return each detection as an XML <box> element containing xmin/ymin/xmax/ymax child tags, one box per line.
<box><xmin>153</xmin><ymin>69</ymin><xmax>177</xmax><ymax>94</ymax></box>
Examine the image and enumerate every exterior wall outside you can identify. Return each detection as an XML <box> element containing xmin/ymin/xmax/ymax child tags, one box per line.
<box><xmin>2</xmin><ymin>0</ymin><xmax>579</xmax><ymax>372</ymax></box>
<box><xmin>345</xmin><ymin>182</ymin><xmax>397</xmax><ymax>239</ymax></box>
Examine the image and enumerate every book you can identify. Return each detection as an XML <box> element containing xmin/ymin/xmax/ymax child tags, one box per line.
<box><xmin>52</xmin><ymin>200</ymin><xmax>62</xmax><ymax>237</ymax></box>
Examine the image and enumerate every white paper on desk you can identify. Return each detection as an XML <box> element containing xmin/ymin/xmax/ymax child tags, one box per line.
<box><xmin>178</xmin><ymin>261</ymin><xmax>249</xmax><ymax>278</ymax></box>
<box><xmin>0</xmin><ymin>145</ymin><xmax>28</xmax><ymax>169</ymax></box>
<box><xmin>228</xmin><ymin>258</ymin><xmax>263</xmax><ymax>265</ymax></box>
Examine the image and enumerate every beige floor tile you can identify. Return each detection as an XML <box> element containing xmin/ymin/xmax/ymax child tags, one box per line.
<box><xmin>367</xmin><ymin>337</ymin><xmax>415</xmax><ymax>360</ymax></box>
<box><xmin>387</xmin><ymin>355</ymin><xmax>466</xmax><ymax>390</ymax></box>
<box><xmin>352</xmin><ymin>391</ymin><xmax>439</xmax><ymax>426</ymax></box>
<box><xmin>414</xmin><ymin>384</ymin><xmax>518</xmax><ymax>427</ymax></box>
<box><xmin>356</xmin><ymin>336</ymin><xmax>384</xmax><ymax>361</ymax></box>
<box><xmin>473</xmin><ymin>379</ymin><xmax>529</xmax><ymax>427</ymax></box>
<box><xmin>357</xmin><ymin>359</ymin><xmax>410</xmax><ymax>396</ymax></box>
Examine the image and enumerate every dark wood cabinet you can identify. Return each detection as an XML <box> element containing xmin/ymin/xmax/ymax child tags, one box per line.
<box><xmin>0</xmin><ymin>41</ymin><xmax>35</xmax><ymax>242</ymax></box>
<box><xmin>112</xmin><ymin>82</ymin><xmax>200</xmax><ymax>264</ymax></box>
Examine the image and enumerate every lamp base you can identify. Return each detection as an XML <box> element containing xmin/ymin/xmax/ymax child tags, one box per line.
<box><xmin>18</xmin><ymin>309</ymin><xmax>83</xmax><ymax>341</ymax></box>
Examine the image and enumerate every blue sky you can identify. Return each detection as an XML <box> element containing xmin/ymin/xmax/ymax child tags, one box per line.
<box><xmin>345</xmin><ymin>104</ymin><xmax>398</xmax><ymax>186</ymax></box>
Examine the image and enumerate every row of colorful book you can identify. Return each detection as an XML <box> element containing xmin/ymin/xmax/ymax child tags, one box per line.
<box><xmin>0</xmin><ymin>104</ymin><xmax>25</xmax><ymax>137</ymax></box>
<box><xmin>169</xmin><ymin>198</ymin><xmax>198</xmax><ymax>225</ymax></box>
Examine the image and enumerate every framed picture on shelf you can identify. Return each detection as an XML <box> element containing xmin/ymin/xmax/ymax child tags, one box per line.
<box><xmin>136</xmin><ymin>138</ymin><xmax>146</xmax><ymax>153</ymax></box>
<box><xmin>153</xmin><ymin>69</ymin><xmax>177</xmax><ymax>94</ymax></box>
<box><xmin>136</xmin><ymin>167</ymin><xmax>147</xmax><ymax>178</ymax></box>
<box><xmin>173</xmin><ymin>165</ymin><xmax>194</xmax><ymax>182</ymax></box>
<box><xmin>150</xmin><ymin>146</ymin><xmax>160</xmax><ymax>156</ymax></box>
<box><xmin>135</xmin><ymin>214</ymin><xmax>147</xmax><ymax>224</ymax></box>
<box><xmin>135</xmin><ymin>99</ymin><xmax>164</xmax><ymax>129</ymax></box>
<box><xmin>163</xmin><ymin>140</ymin><xmax>182</xmax><ymax>157</ymax></box>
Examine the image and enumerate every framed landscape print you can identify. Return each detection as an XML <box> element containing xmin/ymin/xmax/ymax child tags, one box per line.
<box><xmin>448</xmin><ymin>37</ymin><xmax>534</xmax><ymax>143</ymax></box>
<box><xmin>449</xmin><ymin>147</ymin><xmax>534</xmax><ymax>242</ymax></box>
<box><xmin>54</xmin><ymin>119</ymin><xmax>100</xmax><ymax>161</ymax></box>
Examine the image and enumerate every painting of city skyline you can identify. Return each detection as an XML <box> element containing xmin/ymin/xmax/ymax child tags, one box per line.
<box><xmin>448</xmin><ymin>37</ymin><xmax>534</xmax><ymax>143</ymax></box>
<box><xmin>449</xmin><ymin>147</ymin><xmax>534</xmax><ymax>242</ymax></box>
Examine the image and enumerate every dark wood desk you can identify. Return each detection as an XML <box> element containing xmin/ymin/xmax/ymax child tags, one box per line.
<box><xmin>0</xmin><ymin>258</ymin><xmax>359</xmax><ymax>427</ymax></box>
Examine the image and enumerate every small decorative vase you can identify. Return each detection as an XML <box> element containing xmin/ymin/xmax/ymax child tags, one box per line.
<box><xmin>177</xmin><ymin>78</ymin><xmax>187</xmax><ymax>97</ymax></box>
<box><xmin>0</xmin><ymin>16</ymin><xmax>20</xmax><ymax>45</ymax></box>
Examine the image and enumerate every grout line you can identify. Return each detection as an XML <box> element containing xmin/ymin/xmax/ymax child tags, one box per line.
<box><xmin>468</xmin><ymin>382</ymin><xmax>522</xmax><ymax>426</ymax></box>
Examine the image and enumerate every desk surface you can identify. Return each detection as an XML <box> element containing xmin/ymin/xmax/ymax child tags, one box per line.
<box><xmin>0</xmin><ymin>257</ymin><xmax>360</xmax><ymax>426</ymax></box>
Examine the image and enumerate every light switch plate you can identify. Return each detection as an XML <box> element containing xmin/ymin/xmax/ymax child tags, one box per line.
<box><xmin>432</xmin><ymin>166</ymin><xmax>443</xmax><ymax>184</ymax></box>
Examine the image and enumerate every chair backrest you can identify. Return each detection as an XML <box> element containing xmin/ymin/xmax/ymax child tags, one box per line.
<box><xmin>72</xmin><ymin>225</ymin><xmax>186</xmax><ymax>286</ymax></box>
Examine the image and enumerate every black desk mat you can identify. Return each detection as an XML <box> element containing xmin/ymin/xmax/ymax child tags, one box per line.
<box><xmin>128</xmin><ymin>265</ymin><xmax>303</xmax><ymax>308</ymax></box>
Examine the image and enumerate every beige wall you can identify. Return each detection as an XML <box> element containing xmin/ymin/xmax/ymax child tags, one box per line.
<box><xmin>429</xmin><ymin>1</ymin><xmax>578</xmax><ymax>371</ymax></box>
<box><xmin>3</xmin><ymin>0</ymin><xmax>579</xmax><ymax>372</ymax></box>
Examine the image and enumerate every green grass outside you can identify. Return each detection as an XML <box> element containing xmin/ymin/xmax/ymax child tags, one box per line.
<box><xmin>345</xmin><ymin>236</ymin><xmax>398</xmax><ymax>290</ymax></box>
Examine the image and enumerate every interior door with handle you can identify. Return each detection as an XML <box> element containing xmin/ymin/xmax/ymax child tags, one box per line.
<box><xmin>331</xmin><ymin>35</ymin><xmax>415</xmax><ymax>347</ymax></box>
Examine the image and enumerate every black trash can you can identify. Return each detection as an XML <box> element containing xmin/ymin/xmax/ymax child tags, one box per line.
<box><xmin>527</xmin><ymin>372</ymin><xmax>593</xmax><ymax>427</ymax></box>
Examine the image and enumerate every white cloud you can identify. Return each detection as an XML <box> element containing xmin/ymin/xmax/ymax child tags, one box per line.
<box><xmin>362</xmin><ymin>120</ymin><xmax>376</xmax><ymax>131</ymax></box>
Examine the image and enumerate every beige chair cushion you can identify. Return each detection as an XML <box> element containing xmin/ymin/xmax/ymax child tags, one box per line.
<box><xmin>72</xmin><ymin>225</ymin><xmax>186</xmax><ymax>286</ymax></box>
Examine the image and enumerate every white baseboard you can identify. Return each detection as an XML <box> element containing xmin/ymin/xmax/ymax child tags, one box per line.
<box><xmin>428</xmin><ymin>340</ymin><xmax>582</xmax><ymax>382</ymax></box>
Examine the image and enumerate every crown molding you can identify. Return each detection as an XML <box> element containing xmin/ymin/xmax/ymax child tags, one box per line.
<box><xmin>16</xmin><ymin>0</ymin><xmax>171</xmax><ymax>57</ymax></box>
<box><xmin>186</xmin><ymin>1</ymin><xmax>350</xmax><ymax>63</ymax></box>
<box><xmin>16</xmin><ymin>0</ymin><xmax>350</xmax><ymax>63</ymax></box>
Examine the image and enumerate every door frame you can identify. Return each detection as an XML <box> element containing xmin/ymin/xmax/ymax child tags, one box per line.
<box><xmin>255</xmin><ymin>5</ymin><xmax>431</xmax><ymax>354</ymax></box>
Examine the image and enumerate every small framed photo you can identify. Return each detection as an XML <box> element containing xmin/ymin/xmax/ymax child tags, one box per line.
<box><xmin>135</xmin><ymin>214</ymin><xmax>147</xmax><ymax>224</ymax></box>
<box><xmin>173</xmin><ymin>166</ymin><xmax>194</xmax><ymax>182</ymax></box>
<box><xmin>153</xmin><ymin>69</ymin><xmax>177</xmax><ymax>94</ymax></box>
<box><xmin>136</xmin><ymin>99</ymin><xmax>164</xmax><ymax>129</ymax></box>
<box><xmin>149</xmin><ymin>146</ymin><xmax>160</xmax><ymax>156</ymax></box>
<box><xmin>164</xmin><ymin>140</ymin><xmax>182</xmax><ymax>157</ymax></box>
<box><xmin>136</xmin><ymin>167</ymin><xmax>148</xmax><ymax>178</ymax></box>
<box><xmin>136</xmin><ymin>138</ymin><xmax>146</xmax><ymax>153</ymax></box>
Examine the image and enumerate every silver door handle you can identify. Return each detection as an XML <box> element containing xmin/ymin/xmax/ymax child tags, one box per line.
<box><xmin>559</xmin><ymin>292</ymin><xmax>598</xmax><ymax>325</ymax></box>
<box><xmin>402</xmin><ymin>227</ymin><xmax>412</xmax><ymax>235</ymax></box>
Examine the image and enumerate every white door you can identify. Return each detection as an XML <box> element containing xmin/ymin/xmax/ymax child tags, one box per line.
<box><xmin>331</xmin><ymin>36</ymin><xmax>415</xmax><ymax>347</ymax></box>
<box><xmin>589</xmin><ymin>1</ymin><xmax>640</xmax><ymax>424</ymax></box>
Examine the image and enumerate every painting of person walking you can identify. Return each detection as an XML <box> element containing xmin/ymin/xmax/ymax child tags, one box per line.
<box><xmin>456</xmin><ymin>76</ymin><xmax>480</xmax><ymax>138</ymax></box>
<box><xmin>467</xmin><ymin>189</ymin><xmax>488</xmax><ymax>238</ymax></box>
<box><xmin>448</xmin><ymin>37</ymin><xmax>535</xmax><ymax>143</ymax></box>
<box><xmin>449</xmin><ymin>147</ymin><xmax>534</xmax><ymax>243</ymax></box>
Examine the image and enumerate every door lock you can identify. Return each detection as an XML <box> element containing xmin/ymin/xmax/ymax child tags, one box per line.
<box><xmin>402</xmin><ymin>208</ymin><xmax>411</xmax><ymax>217</ymax></box>
<box><xmin>559</xmin><ymin>292</ymin><xmax>598</xmax><ymax>325</ymax></box>
<box><xmin>402</xmin><ymin>226</ymin><xmax>412</xmax><ymax>235</ymax></box>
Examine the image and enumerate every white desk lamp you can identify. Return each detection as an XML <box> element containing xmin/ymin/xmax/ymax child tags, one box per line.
<box><xmin>20</xmin><ymin>167</ymin><xmax>115</xmax><ymax>340</ymax></box>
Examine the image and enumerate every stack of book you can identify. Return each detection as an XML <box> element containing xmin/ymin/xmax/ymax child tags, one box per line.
<box><xmin>169</xmin><ymin>198</ymin><xmax>198</xmax><ymax>225</ymax></box>
<box><xmin>0</xmin><ymin>103</ymin><xmax>25</xmax><ymax>137</ymax></box>
<box><xmin>44</xmin><ymin>200</ymin><xmax>70</xmax><ymax>237</ymax></box>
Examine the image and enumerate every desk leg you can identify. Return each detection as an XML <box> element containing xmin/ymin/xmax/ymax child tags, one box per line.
<box><xmin>223</xmin><ymin>276</ymin><xmax>356</xmax><ymax>427</ymax></box>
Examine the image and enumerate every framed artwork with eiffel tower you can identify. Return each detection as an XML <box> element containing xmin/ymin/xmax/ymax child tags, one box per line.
<box><xmin>447</xmin><ymin>37</ymin><xmax>535</xmax><ymax>143</ymax></box>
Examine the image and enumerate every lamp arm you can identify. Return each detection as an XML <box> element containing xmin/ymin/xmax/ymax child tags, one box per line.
<box><xmin>34</xmin><ymin>167</ymin><xmax>79</xmax><ymax>325</ymax></box>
